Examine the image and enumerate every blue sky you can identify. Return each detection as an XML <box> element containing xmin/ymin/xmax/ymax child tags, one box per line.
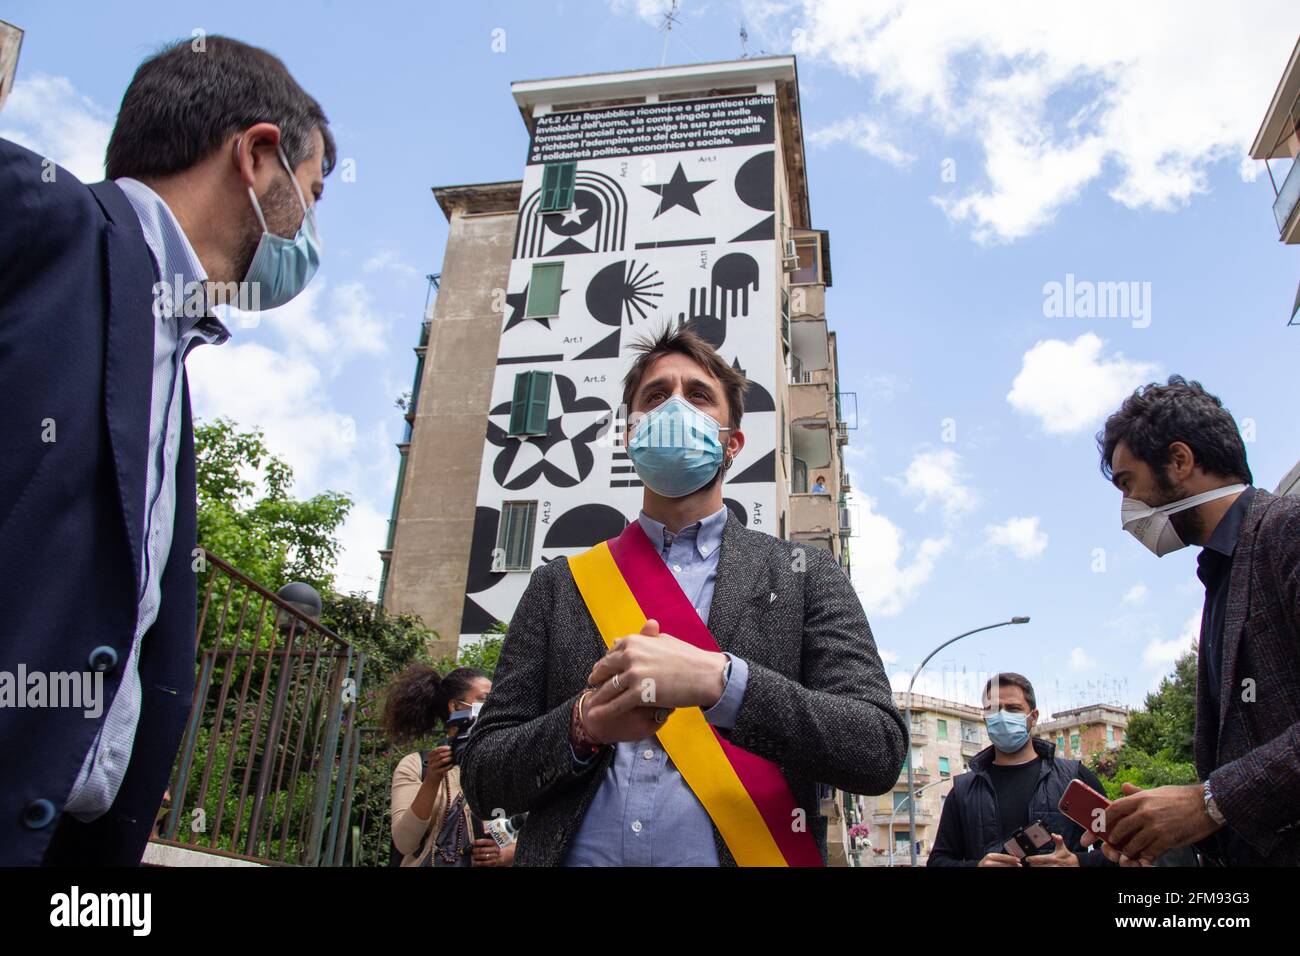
<box><xmin>5</xmin><ymin>0</ymin><xmax>1298</xmax><ymax>715</ymax></box>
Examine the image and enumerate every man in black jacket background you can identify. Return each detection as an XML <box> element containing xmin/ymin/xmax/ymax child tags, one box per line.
<box><xmin>927</xmin><ymin>672</ymin><xmax>1110</xmax><ymax>867</ymax></box>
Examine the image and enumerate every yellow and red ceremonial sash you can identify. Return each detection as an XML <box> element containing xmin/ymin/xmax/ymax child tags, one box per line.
<box><xmin>567</xmin><ymin>520</ymin><xmax>823</xmax><ymax>867</ymax></box>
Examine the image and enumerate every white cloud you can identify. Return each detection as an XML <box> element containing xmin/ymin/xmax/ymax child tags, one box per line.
<box><xmin>187</xmin><ymin>340</ymin><xmax>397</xmax><ymax>599</ymax></box>
<box><xmin>985</xmin><ymin>515</ymin><xmax>1048</xmax><ymax>559</ymax></box>
<box><xmin>1007</xmin><ymin>333</ymin><xmax>1158</xmax><ymax>435</ymax></box>
<box><xmin>1122</xmin><ymin>583</ymin><xmax>1148</xmax><ymax>606</ymax></box>
<box><xmin>848</xmin><ymin>492</ymin><xmax>950</xmax><ymax>617</ymax></box>
<box><xmin>878</xmin><ymin>648</ymin><xmax>899</xmax><ymax>665</ymax></box>
<box><xmin>807</xmin><ymin>113</ymin><xmax>913</xmax><ymax>167</ymax></box>
<box><xmin>333</xmin><ymin>498</ymin><xmax>390</xmax><ymax>598</ymax></box>
<box><xmin>187</xmin><ymin>342</ymin><xmax>358</xmax><ymax>491</ymax></box>
<box><xmin>223</xmin><ymin>278</ymin><xmax>387</xmax><ymax>373</ymax></box>
<box><xmin>1068</xmin><ymin>646</ymin><xmax>1096</xmax><ymax>671</ymax></box>
<box><xmin>1143</xmin><ymin>610</ymin><xmax>1200</xmax><ymax>672</ymax></box>
<box><xmin>363</xmin><ymin>248</ymin><xmax>422</xmax><ymax>280</ymax></box>
<box><xmin>777</xmin><ymin>0</ymin><xmax>1300</xmax><ymax>242</ymax></box>
<box><xmin>893</xmin><ymin>448</ymin><xmax>977</xmax><ymax>521</ymax></box>
<box><xmin>0</xmin><ymin>73</ymin><xmax>111</xmax><ymax>183</ymax></box>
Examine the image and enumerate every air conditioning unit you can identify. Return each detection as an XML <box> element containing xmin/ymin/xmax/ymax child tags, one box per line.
<box><xmin>781</xmin><ymin>239</ymin><xmax>799</xmax><ymax>272</ymax></box>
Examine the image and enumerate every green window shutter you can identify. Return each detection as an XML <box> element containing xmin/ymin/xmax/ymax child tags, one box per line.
<box><xmin>526</xmin><ymin>262</ymin><xmax>563</xmax><ymax>317</ymax></box>
<box><xmin>507</xmin><ymin>372</ymin><xmax>530</xmax><ymax>436</ymax></box>
<box><xmin>495</xmin><ymin>501</ymin><xmax>538</xmax><ymax>570</ymax></box>
<box><xmin>540</xmin><ymin>162</ymin><xmax>576</xmax><ymax>212</ymax></box>
<box><xmin>525</xmin><ymin>371</ymin><xmax>552</xmax><ymax>435</ymax></box>
<box><xmin>540</xmin><ymin>164</ymin><xmax>561</xmax><ymax>211</ymax></box>
<box><xmin>938</xmin><ymin>756</ymin><xmax>950</xmax><ymax>775</ymax></box>
<box><xmin>556</xmin><ymin>162</ymin><xmax>576</xmax><ymax>209</ymax></box>
<box><xmin>937</xmin><ymin>719</ymin><xmax>948</xmax><ymax>740</ymax></box>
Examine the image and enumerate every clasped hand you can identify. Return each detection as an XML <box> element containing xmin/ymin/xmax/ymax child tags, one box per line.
<box><xmin>578</xmin><ymin>619</ymin><xmax>728</xmax><ymax>744</ymax></box>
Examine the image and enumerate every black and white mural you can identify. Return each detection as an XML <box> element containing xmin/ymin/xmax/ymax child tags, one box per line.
<box><xmin>463</xmin><ymin>92</ymin><xmax>780</xmax><ymax>645</ymax></box>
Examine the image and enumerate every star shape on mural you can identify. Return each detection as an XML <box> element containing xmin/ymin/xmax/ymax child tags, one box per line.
<box><xmin>503</xmin><ymin>283</ymin><xmax>569</xmax><ymax>331</ymax></box>
<box><xmin>559</xmin><ymin>203</ymin><xmax>586</xmax><ymax>226</ymax></box>
<box><xmin>643</xmin><ymin>162</ymin><xmax>713</xmax><ymax>217</ymax></box>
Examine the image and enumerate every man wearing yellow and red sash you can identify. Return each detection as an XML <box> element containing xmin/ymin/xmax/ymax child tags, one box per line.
<box><xmin>459</xmin><ymin>325</ymin><xmax>907</xmax><ymax>866</ymax></box>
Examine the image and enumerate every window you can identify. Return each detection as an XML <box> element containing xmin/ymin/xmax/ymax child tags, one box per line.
<box><xmin>540</xmin><ymin>162</ymin><xmax>577</xmax><ymax>212</ymax></box>
<box><xmin>1106</xmin><ymin>726</ymin><xmax>1115</xmax><ymax>747</ymax></box>
<box><xmin>892</xmin><ymin>790</ymin><xmax>910</xmax><ymax>812</ymax></box>
<box><xmin>792</xmin><ymin>456</ymin><xmax>808</xmax><ymax>495</ymax></box>
<box><xmin>1070</xmin><ymin>733</ymin><xmax>1080</xmax><ymax>754</ymax></box>
<box><xmin>526</xmin><ymin>262</ymin><xmax>564</xmax><ymax>318</ymax></box>
<box><xmin>936</xmin><ymin>719</ymin><xmax>948</xmax><ymax>740</ymax></box>
<box><xmin>494</xmin><ymin>501</ymin><xmax>537</xmax><ymax>571</ymax></box>
<box><xmin>780</xmin><ymin>288</ymin><xmax>790</xmax><ymax>354</ymax></box>
<box><xmin>1057</xmin><ymin>734</ymin><xmax>1066</xmax><ymax>752</ymax></box>
<box><xmin>938</xmin><ymin>756</ymin><xmax>950</xmax><ymax>777</ymax></box>
<box><xmin>790</xmin><ymin>234</ymin><xmax>821</xmax><ymax>284</ymax></box>
<box><xmin>508</xmin><ymin>370</ymin><xmax>553</xmax><ymax>437</ymax></box>
<box><xmin>910</xmin><ymin>746</ymin><xmax>924</xmax><ymax>769</ymax></box>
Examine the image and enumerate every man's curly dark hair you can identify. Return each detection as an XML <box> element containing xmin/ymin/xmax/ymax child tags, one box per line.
<box><xmin>1097</xmin><ymin>375</ymin><xmax>1251</xmax><ymax>488</ymax></box>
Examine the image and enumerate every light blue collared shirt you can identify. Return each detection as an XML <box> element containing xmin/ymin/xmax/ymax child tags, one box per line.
<box><xmin>564</xmin><ymin>504</ymin><xmax>750</xmax><ymax>866</ymax></box>
<box><xmin>63</xmin><ymin>177</ymin><xmax>229</xmax><ymax>821</ymax></box>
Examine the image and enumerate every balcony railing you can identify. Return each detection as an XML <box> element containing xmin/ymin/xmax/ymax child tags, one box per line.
<box><xmin>1274</xmin><ymin>157</ymin><xmax>1300</xmax><ymax>235</ymax></box>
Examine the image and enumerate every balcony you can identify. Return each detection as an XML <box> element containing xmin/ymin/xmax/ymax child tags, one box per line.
<box><xmin>961</xmin><ymin>738</ymin><xmax>983</xmax><ymax>756</ymax></box>
<box><xmin>789</xmin><ymin>492</ymin><xmax>835</xmax><ymax>536</ymax></box>
<box><xmin>789</xmin><ymin>378</ymin><xmax>832</xmax><ymax>422</ymax></box>
<box><xmin>872</xmin><ymin>810</ymin><xmax>934</xmax><ymax>826</ymax></box>
<box><xmin>790</xmin><ymin>315</ymin><xmax>829</xmax><ymax>376</ymax></box>
<box><xmin>1273</xmin><ymin>157</ymin><xmax>1300</xmax><ymax>240</ymax></box>
<box><xmin>907</xmin><ymin>721</ymin><xmax>927</xmax><ymax>743</ymax></box>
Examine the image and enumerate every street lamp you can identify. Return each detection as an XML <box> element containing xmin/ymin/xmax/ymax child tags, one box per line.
<box><xmin>904</xmin><ymin>616</ymin><xmax>1029</xmax><ymax>866</ymax></box>
<box><xmin>887</xmin><ymin>776</ymin><xmax>952</xmax><ymax>867</ymax></box>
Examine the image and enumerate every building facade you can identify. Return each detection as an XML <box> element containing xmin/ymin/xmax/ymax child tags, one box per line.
<box><xmin>1034</xmin><ymin>703</ymin><xmax>1129</xmax><ymax>764</ymax></box>
<box><xmin>851</xmin><ymin>692</ymin><xmax>991</xmax><ymax>866</ymax></box>
<box><xmin>382</xmin><ymin>57</ymin><xmax>851</xmax><ymax>654</ymax></box>
<box><xmin>1250</xmin><ymin>36</ymin><xmax>1300</xmax><ymax>324</ymax></box>
<box><xmin>0</xmin><ymin>20</ymin><xmax>23</xmax><ymax>113</ymax></box>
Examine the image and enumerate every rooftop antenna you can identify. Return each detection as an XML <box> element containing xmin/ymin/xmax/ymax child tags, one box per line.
<box><xmin>659</xmin><ymin>0</ymin><xmax>681</xmax><ymax>67</ymax></box>
<box><xmin>740</xmin><ymin>22</ymin><xmax>749</xmax><ymax>59</ymax></box>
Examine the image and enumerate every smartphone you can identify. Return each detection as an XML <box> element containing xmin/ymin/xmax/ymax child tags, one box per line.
<box><xmin>1058</xmin><ymin>778</ymin><xmax>1111</xmax><ymax>836</ymax></box>
<box><xmin>1003</xmin><ymin>820</ymin><xmax>1053</xmax><ymax>858</ymax></box>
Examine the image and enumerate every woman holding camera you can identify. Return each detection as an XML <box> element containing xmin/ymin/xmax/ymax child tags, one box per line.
<box><xmin>384</xmin><ymin>664</ymin><xmax>513</xmax><ymax>867</ymax></box>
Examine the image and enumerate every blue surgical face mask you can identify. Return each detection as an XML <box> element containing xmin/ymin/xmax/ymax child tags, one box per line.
<box><xmin>627</xmin><ymin>395</ymin><xmax>730</xmax><ymax>498</ymax></box>
<box><xmin>242</xmin><ymin>143</ymin><xmax>321</xmax><ymax>310</ymax></box>
<box><xmin>985</xmin><ymin>710</ymin><xmax>1030</xmax><ymax>753</ymax></box>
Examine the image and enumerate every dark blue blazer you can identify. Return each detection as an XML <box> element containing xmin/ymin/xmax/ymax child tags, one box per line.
<box><xmin>0</xmin><ymin>137</ymin><xmax>198</xmax><ymax>864</ymax></box>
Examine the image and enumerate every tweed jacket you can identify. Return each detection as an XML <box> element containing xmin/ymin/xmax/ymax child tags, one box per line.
<box><xmin>458</xmin><ymin>511</ymin><xmax>908</xmax><ymax>865</ymax></box>
<box><xmin>1197</xmin><ymin>489</ymin><xmax>1300</xmax><ymax>865</ymax></box>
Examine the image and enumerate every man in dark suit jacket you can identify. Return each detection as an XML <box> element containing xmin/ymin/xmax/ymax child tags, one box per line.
<box><xmin>0</xmin><ymin>36</ymin><xmax>332</xmax><ymax>865</ymax></box>
<box><xmin>1090</xmin><ymin>375</ymin><xmax>1300</xmax><ymax>865</ymax></box>
<box><xmin>459</xmin><ymin>326</ymin><xmax>907</xmax><ymax>865</ymax></box>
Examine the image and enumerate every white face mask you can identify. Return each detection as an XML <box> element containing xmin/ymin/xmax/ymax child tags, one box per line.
<box><xmin>1121</xmin><ymin>483</ymin><xmax>1247</xmax><ymax>556</ymax></box>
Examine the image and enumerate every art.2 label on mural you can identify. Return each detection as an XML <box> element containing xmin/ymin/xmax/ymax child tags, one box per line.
<box><xmin>529</xmin><ymin>94</ymin><xmax>775</xmax><ymax>164</ymax></box>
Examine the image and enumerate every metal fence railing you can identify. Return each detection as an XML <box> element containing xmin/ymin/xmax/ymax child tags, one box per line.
<box><xmin>154</xmin><ymin>550</ymin><xmax>367</xmax><ymax>865</ymax></box>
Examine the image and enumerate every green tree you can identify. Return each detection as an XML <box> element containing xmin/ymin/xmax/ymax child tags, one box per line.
<box><xmin>1091</xmin><ymin>648</ymin><xmax>1199</xmax><ymax>796</ymax></box>
<box><xmin>195</xmin><ymin>417</ymin><xmax>351</xmax><ymax>596</ymax></box>
<box><xmin>1124</xmin><ymin>649</ymin><xmax>1197</xmax><ymax>765</ymax></box>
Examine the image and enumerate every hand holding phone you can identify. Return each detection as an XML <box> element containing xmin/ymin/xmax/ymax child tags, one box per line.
<box><xmin>1058</xmin><ymin>778</ymin><xmax>1111</xmax><ymax>837</ymax></box>
<box><xmin>1003</xmin><ymin>820</ymin><xmax>1053</xmax><ymax>858</ymax></box>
